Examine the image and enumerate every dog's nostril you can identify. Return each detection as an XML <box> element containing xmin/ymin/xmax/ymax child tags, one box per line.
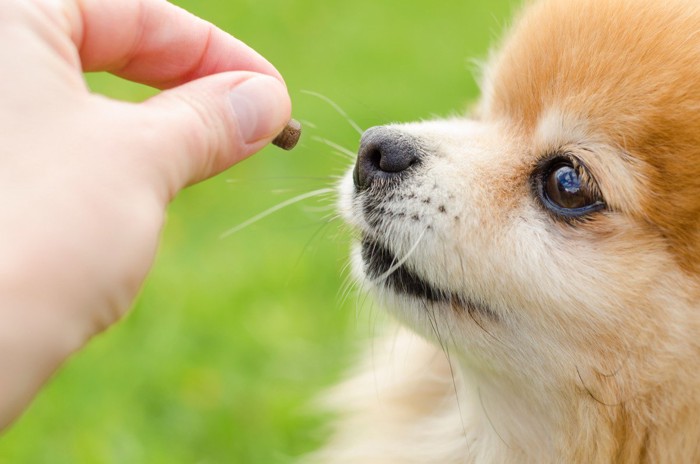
<box><xmin>354</xmin><ymin>126</ymin><xmax>423</xmax><ymax>190</ymax></box>
<box><xmin>368</xmin><ymin>147</ymin><xmax>383</xmax><ymax>171</ymax></box>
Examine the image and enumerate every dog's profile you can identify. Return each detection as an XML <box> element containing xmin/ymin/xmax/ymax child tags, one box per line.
<box><xmin>311</xmin><ymin>0</ymin><xmax>700</xmax><ymax>462</ymax></box>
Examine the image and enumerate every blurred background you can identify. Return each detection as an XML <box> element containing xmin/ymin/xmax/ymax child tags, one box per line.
<box><xmin>0</xmin><ymin>0</ymin><xmax>515</xmax><ymax>462</ymax></box>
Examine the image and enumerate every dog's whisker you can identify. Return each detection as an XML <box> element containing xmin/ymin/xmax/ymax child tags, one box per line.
<box><xmin>220</xmin><ymin>188</ymin><xmax>334</xmax><ymax>238</ymax></box>
<box><xmin>311</xmin><ymin>136</ymin><xmax>358</xmax><ymax>160</ymax></box>
<box><xmin>422</xmin><ymin>300</ymin><xmax>440</xmax><ymax>343</ymax></box>
<box><xmin>478</xmin><ymin>387</ymin><xmax>515</xmax><ymax>451</ymax></box>
<box><xmin>301</xmin><ymin>90</ymin><xmax>364</xmax><ymax>136</ymax></box>
<box><xmin>592</xmin><ymin>346</ymin><xmax>632</xmax><ymax>378</ymax></box>
<box><xmin>442</xmin><ymin>307</ymin><xmax>473</xmax><ymax>453</ymax></box>
<box><xmin>321</xmin><ymin>212</ymin><xmax>343</xmax><ymax>224</ymax></box>
<box><xmin>285</xmin><ymin>218</ymin><xmax>338</xmax><ymax>288</ymax></box>
<box><xmin>322</xmin><ymin>150</ymin><xmax>354</xmax><ymax>163</ymax></box>
<box><xmin>301</xmin><ymin>204</ymin><xmax>337</xmax><ymax>214</ymax></box>
<box><xmin>356</xmin><ymin>274</ymin><xmax>376</xmax><ymax>325</ymax></box>
<box><xmin>337</xmin><ymin>264</ymin><xmax>358</xmax><ymax>309</ymax></box>
<box><xmin>453</xmin><ymin>251</ymin><xmax>506</xmax><ymax>345</ymax></box>
<box><xmin>575</xmin><ymin>365</ymin><xmax>627</xmax><ymax>408</ymax></box>
<box><xmin>423</xmin><ymin>298</ymin><xmax>476</xmax><ymax>453</ymax></box>
<box><xmin>298</xmin><ymin>119</ymin><xmax>318</xmax><ymax>129</ymax></box>
<box><xmin>226</xmin><ymin>175</ymin><xmax>341</xmax><ymax>184</ymax></box>
<box><xmin>372</xmin><ymin>228</ymin><xmax>428</xmax><ymax>286</ymax></box>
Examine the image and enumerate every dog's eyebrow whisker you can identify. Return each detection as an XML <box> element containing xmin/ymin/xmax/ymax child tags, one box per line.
<box><xmin>301</xmin><ymin>90</ymin><xmax>364</xmax><ymax>136</ymax></box>
<box><xmin>220</xmin><ymin>188</ymin><xmax>335</xmax><ymax>238</ymax></box>
<box><xmin>311</xmin><ymin>136</ymin><xmax>357</xmax><ymax>160</ymax></box>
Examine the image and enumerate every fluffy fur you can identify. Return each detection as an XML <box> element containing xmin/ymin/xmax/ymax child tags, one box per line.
<box><xmin>312</xmin><ymin>0</ymin><xmax>700</xmax><ymax>462</ymax></box>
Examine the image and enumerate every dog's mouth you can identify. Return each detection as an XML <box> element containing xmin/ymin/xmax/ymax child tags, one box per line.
<box><xmin>361</xmin><ymin>236</ymin><xmax>450</xmax><ymax>303</ymax></box>
<box><xmin>361</xmin><ymin>236</ymin><xmax>499</xmax><ymax>319</ymax></box>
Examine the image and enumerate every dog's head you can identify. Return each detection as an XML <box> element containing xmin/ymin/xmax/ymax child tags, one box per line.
<box><xmin>340</xmin><ymin>0</ymin><xmax>700</xmax><ymax>454</ymax></box>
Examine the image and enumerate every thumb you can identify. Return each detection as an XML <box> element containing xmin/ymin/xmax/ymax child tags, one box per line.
<box><xmin>141</xmin><ymin>72</ymin><xmax>291</xmax><ymax>197</ymax></box>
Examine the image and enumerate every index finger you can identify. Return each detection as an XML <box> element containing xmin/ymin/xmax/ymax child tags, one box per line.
<box><xmin>69</xmin><ymin>0</ymin><xmax>282</xmax><ymax>89</ymax></box>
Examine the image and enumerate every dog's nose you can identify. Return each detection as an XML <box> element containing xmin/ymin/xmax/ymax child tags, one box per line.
<box><xmin>353</xmin><ymin>126</ymin><xmax>422</xmax><ymax>190</ymax></box>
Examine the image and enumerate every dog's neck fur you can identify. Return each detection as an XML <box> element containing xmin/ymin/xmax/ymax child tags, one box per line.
<box><xmin>452</xmin><ymin>333</ymin><xmax>700</xmax><ymax>464</ymax></box>
<box><xmin>311</xmin><ymin>325</ymin><xmax>700</xmax><ymax>464</ymax></box>
<box><xmin>455</xmin><ymin>359</ymin><xmax>663</xmax><ymax>463</ymax></box>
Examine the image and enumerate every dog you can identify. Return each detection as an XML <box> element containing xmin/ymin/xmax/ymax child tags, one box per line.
<box><xmin>309</xmin><ymin>0</ymin><xmax>700</xmax><ymax>462</ymax></box>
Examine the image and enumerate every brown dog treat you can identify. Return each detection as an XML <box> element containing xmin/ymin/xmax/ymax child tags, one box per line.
<box><xmin>272</xmin><ymin>119</ymin><xmax>302</xmax><ymax>150</ymax></box>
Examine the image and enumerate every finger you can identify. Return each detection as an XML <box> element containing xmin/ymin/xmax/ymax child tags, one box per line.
<box><xmin>68</xmin><ymin>0</ymin><xmax>282</xmax><ymax>89</ymax></box>
<box><xmin>133</xmin><ymin>72</ymin><xmax>291</xmax><ymax>199</ymax></box>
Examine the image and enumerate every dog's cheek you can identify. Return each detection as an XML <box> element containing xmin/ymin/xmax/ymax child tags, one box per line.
<box><xmin>503</xmin><ymin>214</ymin><xmax>679</xmax><ymax>358</ymax></box>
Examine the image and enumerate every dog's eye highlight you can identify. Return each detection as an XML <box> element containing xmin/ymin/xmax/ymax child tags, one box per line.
<box><xmin>545</xmin><ymin>164</ymin><xmax>589</xmax><ymax>209</ymax></box>
<box><xmin>536</xmin><ymin>157</ymin><xmax>605</xmax><ymax>218</ymax></box>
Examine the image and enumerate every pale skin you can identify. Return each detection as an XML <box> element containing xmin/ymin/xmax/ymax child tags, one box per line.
<box><xmin>0</xmin><ymin>0</ymin><xmax>292</xmax><ymax>429</ymax></box>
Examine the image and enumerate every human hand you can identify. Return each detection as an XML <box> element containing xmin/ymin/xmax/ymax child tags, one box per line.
<box><xmin>0</xmin><ymin>0</ymin><xmax>291</xmax><ymax>429</ymax></box>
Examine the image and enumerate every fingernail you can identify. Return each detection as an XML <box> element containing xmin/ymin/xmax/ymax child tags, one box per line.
<box><xmin>228</xmin><ymin>75</ymin><xmax>289</xmax><ymax>144</ymax></box>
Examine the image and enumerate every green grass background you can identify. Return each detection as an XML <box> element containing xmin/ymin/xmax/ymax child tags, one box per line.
<box><xmin>0</xmin><ymin>0</ymin><xmax>515</xmax><ymax>462</ymax></box>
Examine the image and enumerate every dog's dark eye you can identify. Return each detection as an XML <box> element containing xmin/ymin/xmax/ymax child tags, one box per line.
<box><xmin>536</xmin><ymin>157</ymin><xmax>605</xmax><ymax>218</ymax></box>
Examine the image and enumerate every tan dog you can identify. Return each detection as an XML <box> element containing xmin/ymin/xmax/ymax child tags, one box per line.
<box><xmin>313</xmin><ymin>0</ymin><xmax>700</xmax><ymax>462</ymax></box>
